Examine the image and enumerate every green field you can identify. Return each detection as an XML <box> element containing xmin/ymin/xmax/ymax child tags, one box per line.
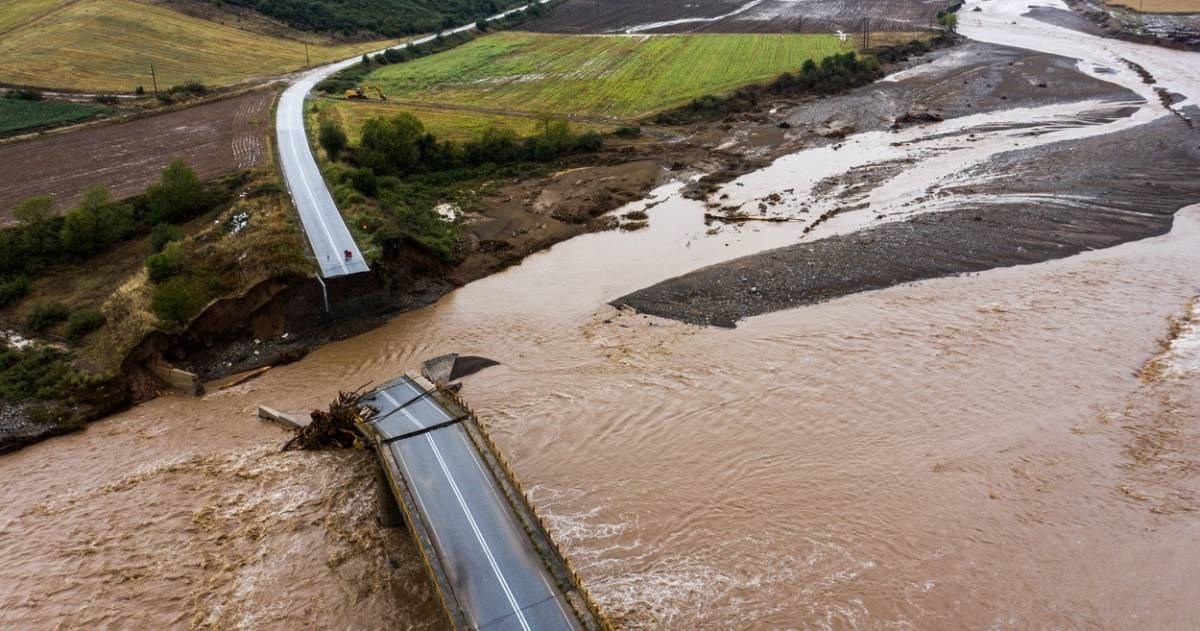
<box><xmin>0</xmin><ymin>0</ymin><xmax>397</xmax><ymax>92</ymax></box>
<box><xmin>317</xmin><ymin>98</ymin><xmax>615</xmax><ymax>143</ymax></box>
<box><xmin>0</xmin><ymin>99</ymin><xmax>111</xmax><ymax>135</ymax></box>
<box><xmin>363</xmin><ymin>32</ymin><xmax>856</xmax><ymax>121</ymax></box>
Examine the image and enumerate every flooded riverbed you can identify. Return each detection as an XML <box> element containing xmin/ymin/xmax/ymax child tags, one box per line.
<box><xmin>2</xmin><ymin>0</ymin><xmax>1198</xmax><ymax>628</ymax></box>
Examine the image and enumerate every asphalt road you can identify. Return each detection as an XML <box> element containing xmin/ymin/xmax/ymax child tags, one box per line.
<box><xmin>365</xmin><ymin>377</ymin><xmax>581</xmax><ymax>631</ymax></box>
<box><xmin>275</xmin><ymin>1</ymin><xmax>549</xmax><ymax>279</ymax></box>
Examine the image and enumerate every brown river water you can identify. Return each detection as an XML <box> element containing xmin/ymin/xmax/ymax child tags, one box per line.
<box><xmin>3</xmin><ymin>0</ymin><xmax>1200</xmax><ymax>628</ymax></box>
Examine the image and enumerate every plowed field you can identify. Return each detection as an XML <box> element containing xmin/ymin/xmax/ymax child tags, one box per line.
<box><xmin>0</xmin><ymin>90</ymin><xmax>275</xmax><ymax>221</ymax></box>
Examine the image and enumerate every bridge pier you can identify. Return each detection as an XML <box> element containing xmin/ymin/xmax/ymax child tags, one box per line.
<box><xmin>375</xmin><ymin>461</ymin><xmax>405</xmax><ymax>528</ymax></box>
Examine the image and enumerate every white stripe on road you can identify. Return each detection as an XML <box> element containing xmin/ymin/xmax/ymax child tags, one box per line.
<box><xmin>394</xmin><ymin>380</ymin><xmax>577</xmax><ymax>629</ymax></box>
<box><xmin>380</xmin><ymin>389</ymin><xmax>533</xmax><ymax>631</ymax></box>
<box><xmin>280</xmin><ymin>124</ymin><xmax>350</xmax><ymax>276</ymax></box>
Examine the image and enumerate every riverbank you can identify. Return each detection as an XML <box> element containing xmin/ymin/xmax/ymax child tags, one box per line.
<box><xmin>147</xmin><ymin>39</ymin><xmax>951</xmax><ymax>383</ymax></box>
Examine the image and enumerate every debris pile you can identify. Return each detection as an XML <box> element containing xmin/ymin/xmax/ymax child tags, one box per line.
<box><xmin>282</xmin><ymin>388</ymin><xmax>375</xmax><ymax>451</ymax></box>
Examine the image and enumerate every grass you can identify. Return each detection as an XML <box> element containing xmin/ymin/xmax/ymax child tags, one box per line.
<box><xmin>0</xmin><ymin>0</ymin><xmax>398</xmax><ymax>92</ymax></box>
<box><xmin>316</xmin><ymin>98</ymin><xmax>615</xmax><ymax>142</ymax></box>
<box><xmin>364</xmin><ymin>32</ymin><xmax>856</xmax><ymax>121</ymax></box>
<box><xmin>1108</xmin><ymin>0</ymin><xmax>1200</xmax><ymax>12</ymax></box>
<box><xmin>0</xmin><ymin>99</ymin><xmax>111</xmax><ymax>135</ymax></box>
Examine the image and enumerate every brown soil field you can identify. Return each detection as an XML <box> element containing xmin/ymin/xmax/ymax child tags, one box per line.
<box><xmin>0</xmin><ymin>90</ymin><xmax>275</xmax><ymax>221</ymax></box>
<box><xmin>529</xmin><ymin>0</ymin><xmax>947</xmax><ymax>34</ymax></box>
<box><xmin>1108</xmin><ymin>0</ymin><xmax>1200</xmax><ymax>13</ymax></box>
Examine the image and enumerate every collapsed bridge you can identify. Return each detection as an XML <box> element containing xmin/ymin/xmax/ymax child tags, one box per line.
<box><xmin>357</xmin><ymin>375</ymin><xmax>609</xmax><ymax>630</ymax></box>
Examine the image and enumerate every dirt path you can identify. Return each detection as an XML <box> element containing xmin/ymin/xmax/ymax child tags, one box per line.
<box><xmin>0</xmin><ymin>90</ymin><xmax>276</xmax><ymax>221</ymax></box>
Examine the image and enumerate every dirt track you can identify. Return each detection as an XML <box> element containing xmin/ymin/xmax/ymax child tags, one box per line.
<box><xmin>0</xmin><ymin>90</ymin><xmax>275</xmax><ymax>222</ymax></box>
<box><xmin>529</xmin><ymin>0</ymin><xmax>946</xmax><ymax>34</ymax></box>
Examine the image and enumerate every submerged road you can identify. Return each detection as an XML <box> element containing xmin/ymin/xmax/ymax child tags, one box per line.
<box><xmin>275</xmin><ymin>1</ymin><xmax>549</xmax><ymax>279</ymax></box>
<box><xmin>364</xmin><ymin>377</ymin><xmax>582</xmax><ymax>631</ymax></box>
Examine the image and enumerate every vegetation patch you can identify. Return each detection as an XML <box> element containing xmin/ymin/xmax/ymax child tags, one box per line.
<box><xmin>361</xmin><ymin>32</ymin><xmax>856</xmax><ymax>121</ymax></box>
<box><xmin>0</xmin><ymin>0</ymin><xmax>397</xmax><ymax>92</ymax></box>
<box><xmin>0</xmin><ymin>94</ymin><xmax>111</xmax><ymax>135</ymax></box>
<box><xmin>310</xmin><ymin>103</ymin><xmax>603</xmax><ymax>263</ymax></box>
<box><xmin>200</xmin><ymin>0</ymin><xmax>531</xmax><ymax>38</ymax></box>
<box><xmin>653</xmin><ymin>51</ymin><xmax>887</xmax><ymax>124</ymax></box>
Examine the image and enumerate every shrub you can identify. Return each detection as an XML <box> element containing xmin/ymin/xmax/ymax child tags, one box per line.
<box><xmin>0</xmin><ymin>276</ymin><xmax>30</xmax><ymax>307</ymax></box>
<box><xmin>149</xmin><ymin>223</ymin><xmax>183</xmax><ymax>253</ymax></box>
<box><xmin>318</xmin><ymin>119</ymin><xmax>348</xmax><ymax>160</ymax></box>
<box><xmin>350</xmin><ymin>167</ymin><xmax>379</xmax><ymax>196</ymax></box>
<box><xmin>25</xmin><ymin>302</ymin><xmax>69</xmax><ymax>334</ymax></box>
<box><xmin>938</xmin><ymin>12</ymin><xmax>958</xmax><ymax>32</ymax></box>
<box><xmin>573</xmin><ymin>131</ymin><xmax>604</xmax><ymax>153</ymax></box>
<box><xmin>145</xmin><ymin>242</ymin><xmax>186</xmax><ymax>282</ymax></box>
<box><xmin>475</xmin><ymin>19</ymin><xmax>489</xmax><ymax>31</ymax></box>
<box><xmin>151</xmin><ymin>276</ymin><xmax>209</xmax><ymax>326</ymax></box>
<box><xmin>615</xmin><ymin>126</ymin><xmax>642</xmax><ymax>138</ymax></box>
<box><xmin>4</xmin><ymin>89</ymin><xmax>42</xmax><ymax>101</ymax></box>
<box><xmin>66</xmin><ymin>310</ymin><xmax>106</xmax><ymax>340</ymax></box>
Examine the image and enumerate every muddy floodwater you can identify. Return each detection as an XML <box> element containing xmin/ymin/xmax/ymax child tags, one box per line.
<box><xmin>2</xmin><ymin>0</ymin><xmax>1199</xmax><ymax>628</ymax></box>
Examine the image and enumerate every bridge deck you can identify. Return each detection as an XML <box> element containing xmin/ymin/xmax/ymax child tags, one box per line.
<box><xmin>361</xmin><ymin>376</ymin><xmax>597</xmax><ymax>630</ymax></box>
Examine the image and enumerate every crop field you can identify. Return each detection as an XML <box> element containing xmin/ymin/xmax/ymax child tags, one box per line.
<box><xmin>0</xmin><ymin>90</ymin><xmax>275</xmax><ymax>222</ymax></box>
<box><xmin>365</xmin><ymin>32</ymin><xmax>855</xmax><ymax>121</ymax></box>
<box><xmin>0</xmin><ymin>0</ymin><xmax>396</xmax><ymax>93</ymax></box>
<box><xmin>1108</xmin><ymin>0</ymin><xmax>1200</xmax><ymax>12</ymax></box>
<box><xmin>528</xmin><ymin>0</ymin><xmax>947</xmax><ymax>35</ymax></box>
<box><xmin>0</xmin><ymin>99</ymin><xmax>111</xmax><ymax>135</ymax></box>
<box><xmin>317</xmin><ymin>98</ymin><xmax>616</xmax><ymax>142</ymax></box>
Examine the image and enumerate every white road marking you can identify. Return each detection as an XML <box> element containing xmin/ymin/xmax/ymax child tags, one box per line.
<box><xmin>394</xmin><ymin>381</ymin><xmax>578</xmax><ymax>629</ymax></box>
<box><xmin>380</xmin><ymin>389</ymin><xmax>533</xmax><ymax>631</ymax></box>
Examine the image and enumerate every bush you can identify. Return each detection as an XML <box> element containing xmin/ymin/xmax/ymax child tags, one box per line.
<box><xmin>25</xmin><ymin>302</ymin><xmax>69</xmax><ymax>334</ymax></box>
<box><xmin>573</xmin><ymin>131</ymin><xmax>604</xmax><ymax>153</ymax></box>
<box><xmin>145</xmin><ymin>160</ymin><xmax>209</xmax><ymax>224</ymax></box>
<box><xmin>475</xmin><ymin>19</ymin><xmax>489</xmax><ymax>31</ymax></box>
<box><xmin>145</xmin><ymin>242</ymin><xmax>186</xmax><ymax>282</ymax></box>
<box><xmin>4</xmin><ymin>89</ymin><xmax>43</xmax><ymax>101</ymax></box>
<box><xmin>151</xmin><ymin>276</ymin><xmax>210</xmax><ymax>326</ymax></box>
<box><xmin>350</xmin><ymin>167</ymin><xmax>379</xmax><ymax>196</ymax></box>
<box><xmin>149</xmin><ymin>223</ymin><xmax>183</xmax><ymax>253</ymax></box>
<box><xmin>66</xmin><ymin>310</ymin><xmax>106</xmax><ymax>340</ymax></box>
<box><xmin>615</xmin><ymin>126</ymin><xmax>642</xmax><ymax>138</ymax></box>
<box><xmin>0</xmin><ymin>276</ymin><xmax>30</xmax><ymax>308</ymax></box>
<box><xmin>318</xmin><ymin>119</ymin><xmax>348</xmax><ymax>160</ymax></box>
<box><xmin>359</xmin><ymin>113</ymin><xmax>426</xmax><ymax>175</ymax></box>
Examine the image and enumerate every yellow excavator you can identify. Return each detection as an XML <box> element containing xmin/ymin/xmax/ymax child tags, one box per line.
<box><xmin>343</xmin><ymin>84</ymin><xmax>387</xmax><ymax>101</ymax></box>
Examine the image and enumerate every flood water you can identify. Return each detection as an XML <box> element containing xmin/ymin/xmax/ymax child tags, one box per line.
<box><xmin>2</xmin><ymin>0</ymin><xmax>1199</xmax><ymax>628</ymax></box>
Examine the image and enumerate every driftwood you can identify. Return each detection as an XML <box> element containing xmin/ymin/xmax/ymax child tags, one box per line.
<box><xmin>282</xmin><ymin>386</ymin><xmax>376</xmax><ymax>451</ymax></box>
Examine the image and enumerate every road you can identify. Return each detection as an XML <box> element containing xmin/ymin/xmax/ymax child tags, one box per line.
<box><xmin>365</xmin><ymin>376</ymin><xmax>582</xmax><ymax>631</ymax></box>
<box><xmin>275</xmin><ymin>1</ymin><xmax>549</xmax><ymax>279</ymax></box>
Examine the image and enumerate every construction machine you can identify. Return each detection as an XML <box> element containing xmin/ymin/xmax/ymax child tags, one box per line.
<box><xmin>343</xmin><ymin>85</ymin><xmax>387</xmax><ymax>101</ymax></box>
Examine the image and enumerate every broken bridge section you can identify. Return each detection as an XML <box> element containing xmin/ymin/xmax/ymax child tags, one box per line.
<box><xmin>358</xmin><ymin>375</ymin><xmax>609</xmax><ymax>631</ymax></box>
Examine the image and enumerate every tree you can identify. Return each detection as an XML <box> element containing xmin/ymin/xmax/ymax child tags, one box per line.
<box><xmin>13</xmin><ymin>195</ymin><xmax>60</xmax><ymax>258</ymax></box>
<box><xmin>475</xmin><ymin>19</ymin><xmax>489</xmax><ymax>31</ymax></box>
<box><xmin>318</xmin><ymin>119</ymin><xmax>348</xmax><ymax>160</ymax></box>
<box><xmin>145</xmin><ymin>160</ymin><xmax>207</xmax><ymax>224</ymax></box>
<box><xmin>13</xmin><ymin>195</ymin><xmax>54</xmax><ymax>227</ymax></box>
<box><xmin>151</xmin><ymin>276</ymin><xmax>208</xmax><ymax>326</ymax></box>
<box><xmin>358</xmin><ymin>113</ymin><xmax>426</xmax><ymax>175</ymax></box>
<box><xmin>60</xmin><ymin>185</ymin><xmax>132</xmax><ymax>256</ymax></box>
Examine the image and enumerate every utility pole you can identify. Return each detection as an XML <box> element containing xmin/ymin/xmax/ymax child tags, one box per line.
<box><xmin>304</xmin><ymin>42</ymin><xmax>311</xmax><ymax>67</ymax></box>
<box><xmin>862</xmin><ymin>17</ymin><xmax>870</xmax><ymax>51</ymax></box>
<box><xmin>150</xmin><ymin>63</ymin><xmax>159</xmax><ymax>100</ymax></box>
